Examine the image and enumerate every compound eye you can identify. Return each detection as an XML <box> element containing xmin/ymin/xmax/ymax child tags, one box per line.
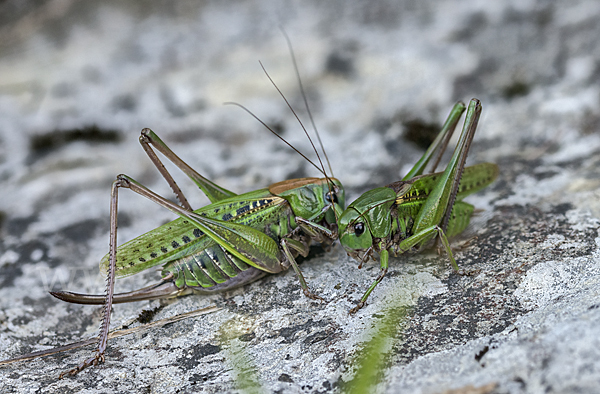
<box><xmin>354</xmin><ymin>222</ymin><xmax>365</xmax><ymax>236</ymax></box>
<box><xmin>325</xmin><ymin>192</ymin><xmax>338</xmax><ymax>204</ymax></box>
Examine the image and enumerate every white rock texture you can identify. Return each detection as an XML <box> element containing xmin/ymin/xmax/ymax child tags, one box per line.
<box><xmin>1</xmin><ymin>1</ymin><xmax>600</xmax><ymax>393</ymax></box>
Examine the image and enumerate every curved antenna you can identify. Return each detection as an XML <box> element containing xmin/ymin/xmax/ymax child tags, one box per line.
<box><xmin>258</xmin><ymin>61</ymin><xmax>328</xmax><ymax>181</ymax></box>
<box><xmin>280</xmin><ymin>28</ymin><xmax>334</xmax><ymax>177</ymax></box>
<box><xmin>277</xmin><ymin>29</ymin><xmax>339</xmax><ymax>222</ymax></box>
<box><xmin>258</xmin><ymin>59</ymin><xmax>340</xmax><ymax>222</ymax></box>
<box><xmin>226</xmin><ymin>41</ymin><xmax>341</xmax><ymax>222</ymax></box>
<box><xmin>223</xmin><ymin>102</ymin><xmax>326</xmax><ymax>177</ymax></box>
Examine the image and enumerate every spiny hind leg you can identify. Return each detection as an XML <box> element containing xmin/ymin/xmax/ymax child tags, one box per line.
<box><xmin>139</xmin><ymin>128</ymin><xmax>236</xmax><ymax>204</ymax></box>
<box><xmin>58</xmin><ymin>173</ymin><xmax>228</xmax><ymax>378</ymax></box>
<box><xmin>58</xmin><ymin>177</ymin><xmax>123</xmax><ymax>378</ymax></box>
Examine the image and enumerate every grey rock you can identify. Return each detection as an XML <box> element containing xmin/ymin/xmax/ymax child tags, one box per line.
<box><xmin>1</xmin><ymin>0</ymin><xmax>600</xmax><ymax>393</ymax></box>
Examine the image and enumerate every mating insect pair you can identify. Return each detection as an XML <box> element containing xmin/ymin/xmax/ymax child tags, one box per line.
<box><xmin>50</xmin><ymin>98</ymin><xmax>496</xmax><ymax>377</ymax></box>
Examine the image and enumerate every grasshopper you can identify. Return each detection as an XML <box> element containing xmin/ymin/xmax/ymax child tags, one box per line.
<box><xmin>50</xmin><ymin>125</ymin><xmax>344</xmax><ymax>376</ymax></box>
<box><xmin>338</xmin><ymin>99</ymin><xmax>498</xmax><ymax>313</ymax></box>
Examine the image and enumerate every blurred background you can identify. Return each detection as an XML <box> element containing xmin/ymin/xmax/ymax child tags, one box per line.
<box><xmin>1</xmin><ymin>0</ymin><xmax>600</xmax><ymax>392</ymax></box>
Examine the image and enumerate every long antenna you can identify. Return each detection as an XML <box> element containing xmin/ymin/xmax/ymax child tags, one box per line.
<box><xmin>225</xmin><ymin>37</ymin><xmax>340</xmax><ymax>220</ymax></box>
<box><xmin>280</xmin><ymin>28</ymin><xmax>334</xmax><ymax>177</ymax></box>
<box><xmin>274</xmin><ymin>33</ymin><xmax>339</xmax><ymax>220</ymax></box>
<box><xmin>258</xmin><ymin>61</ymin><xmax>328</xmax><ymax>180</ymax></box>
<box><xmin>223</xmin><ymin>102</ymin><xmax>326</xmax><ymax>177</ymax></box>
<box><xmin>257</xmin><ymin>61</ymin><xmax>340</xmax><ymax>220</ymax></box>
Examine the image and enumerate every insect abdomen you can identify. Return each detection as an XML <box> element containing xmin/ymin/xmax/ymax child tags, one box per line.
<box><xmin>101</xmin><ymin>218</ymin><xmax>213</xmax><ymax>278</ymax></box>
<box><xmin>445</xmin><ymin>201</ymin><xmax>475</xmax><ymax>238</ymax></box>
<box><xmin>165</xmin><ymin>244</ymin><xmax>251</xmax><ymax>289</ymax></box>
<box><xmin>456</xmin><ymin>163</ymin><xmax>499</xmax><ymax>198</ymax></box>
<box><xmin>101</xmin><ymin>191</ymin><xmax>287</xmax><ymax>278</ymax></box>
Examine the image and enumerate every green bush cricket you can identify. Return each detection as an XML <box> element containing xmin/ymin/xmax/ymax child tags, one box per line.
<box><xmin>51</xmin><ymin>128</ymin><xmax>344</xmax><ymax>377</ymax></box>
<box><xmin>50</xmin><ymin>61</ymin><xmax>345</xmax><ymax>376</ymax></box>
<box><xmin>338</xmin><ymin>99</ymin><xmax>498</xmax><ymax>313</ymax></box>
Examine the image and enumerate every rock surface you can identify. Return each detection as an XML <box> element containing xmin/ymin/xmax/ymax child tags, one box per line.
<box><xmin>1</xmin><ymin>0</ymin><xmax>600</xmax><ymax>393</ymax></box>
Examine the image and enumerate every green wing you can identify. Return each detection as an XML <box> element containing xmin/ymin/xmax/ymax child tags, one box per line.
<box><xmin>101</xmin><ymin>188</ymin><xmax>289</xmax><ymax>277</ymax></box>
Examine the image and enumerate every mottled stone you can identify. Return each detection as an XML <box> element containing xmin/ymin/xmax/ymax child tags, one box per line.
<box><xmin>1</xmin><ymin>1</ymin><xmax>600</xmax><ymax>393</ymax></box>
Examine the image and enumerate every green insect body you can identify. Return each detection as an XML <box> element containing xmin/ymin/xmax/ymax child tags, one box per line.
<box><xmin>53</xmin><ymin>131</ymin><xmax>344</xmax><ymax>305</ymax></box>
<box><xmin>338</xmin><ymin>99</ymin><xmax>498</xmax><ymax>313</ymax></box>
<box><xmin>50</xmin><ymin>128</ymin><xmax>344</xmax><ymax>377</ymax></box>
<box><xmin>100</xmin><ymin>177</ymin><xmax>345</xmax><ymax>298</ymax></box>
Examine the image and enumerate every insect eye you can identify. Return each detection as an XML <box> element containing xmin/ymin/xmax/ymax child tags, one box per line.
<box><xmin>354</xmin><ymin>222</ymin><xmax>365</xmax><ymax>236</ymax></box>
<box><xmin>325</xmin><ymin>192</ymin><xmax>338</xmax><ymax>204</ymax></box>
